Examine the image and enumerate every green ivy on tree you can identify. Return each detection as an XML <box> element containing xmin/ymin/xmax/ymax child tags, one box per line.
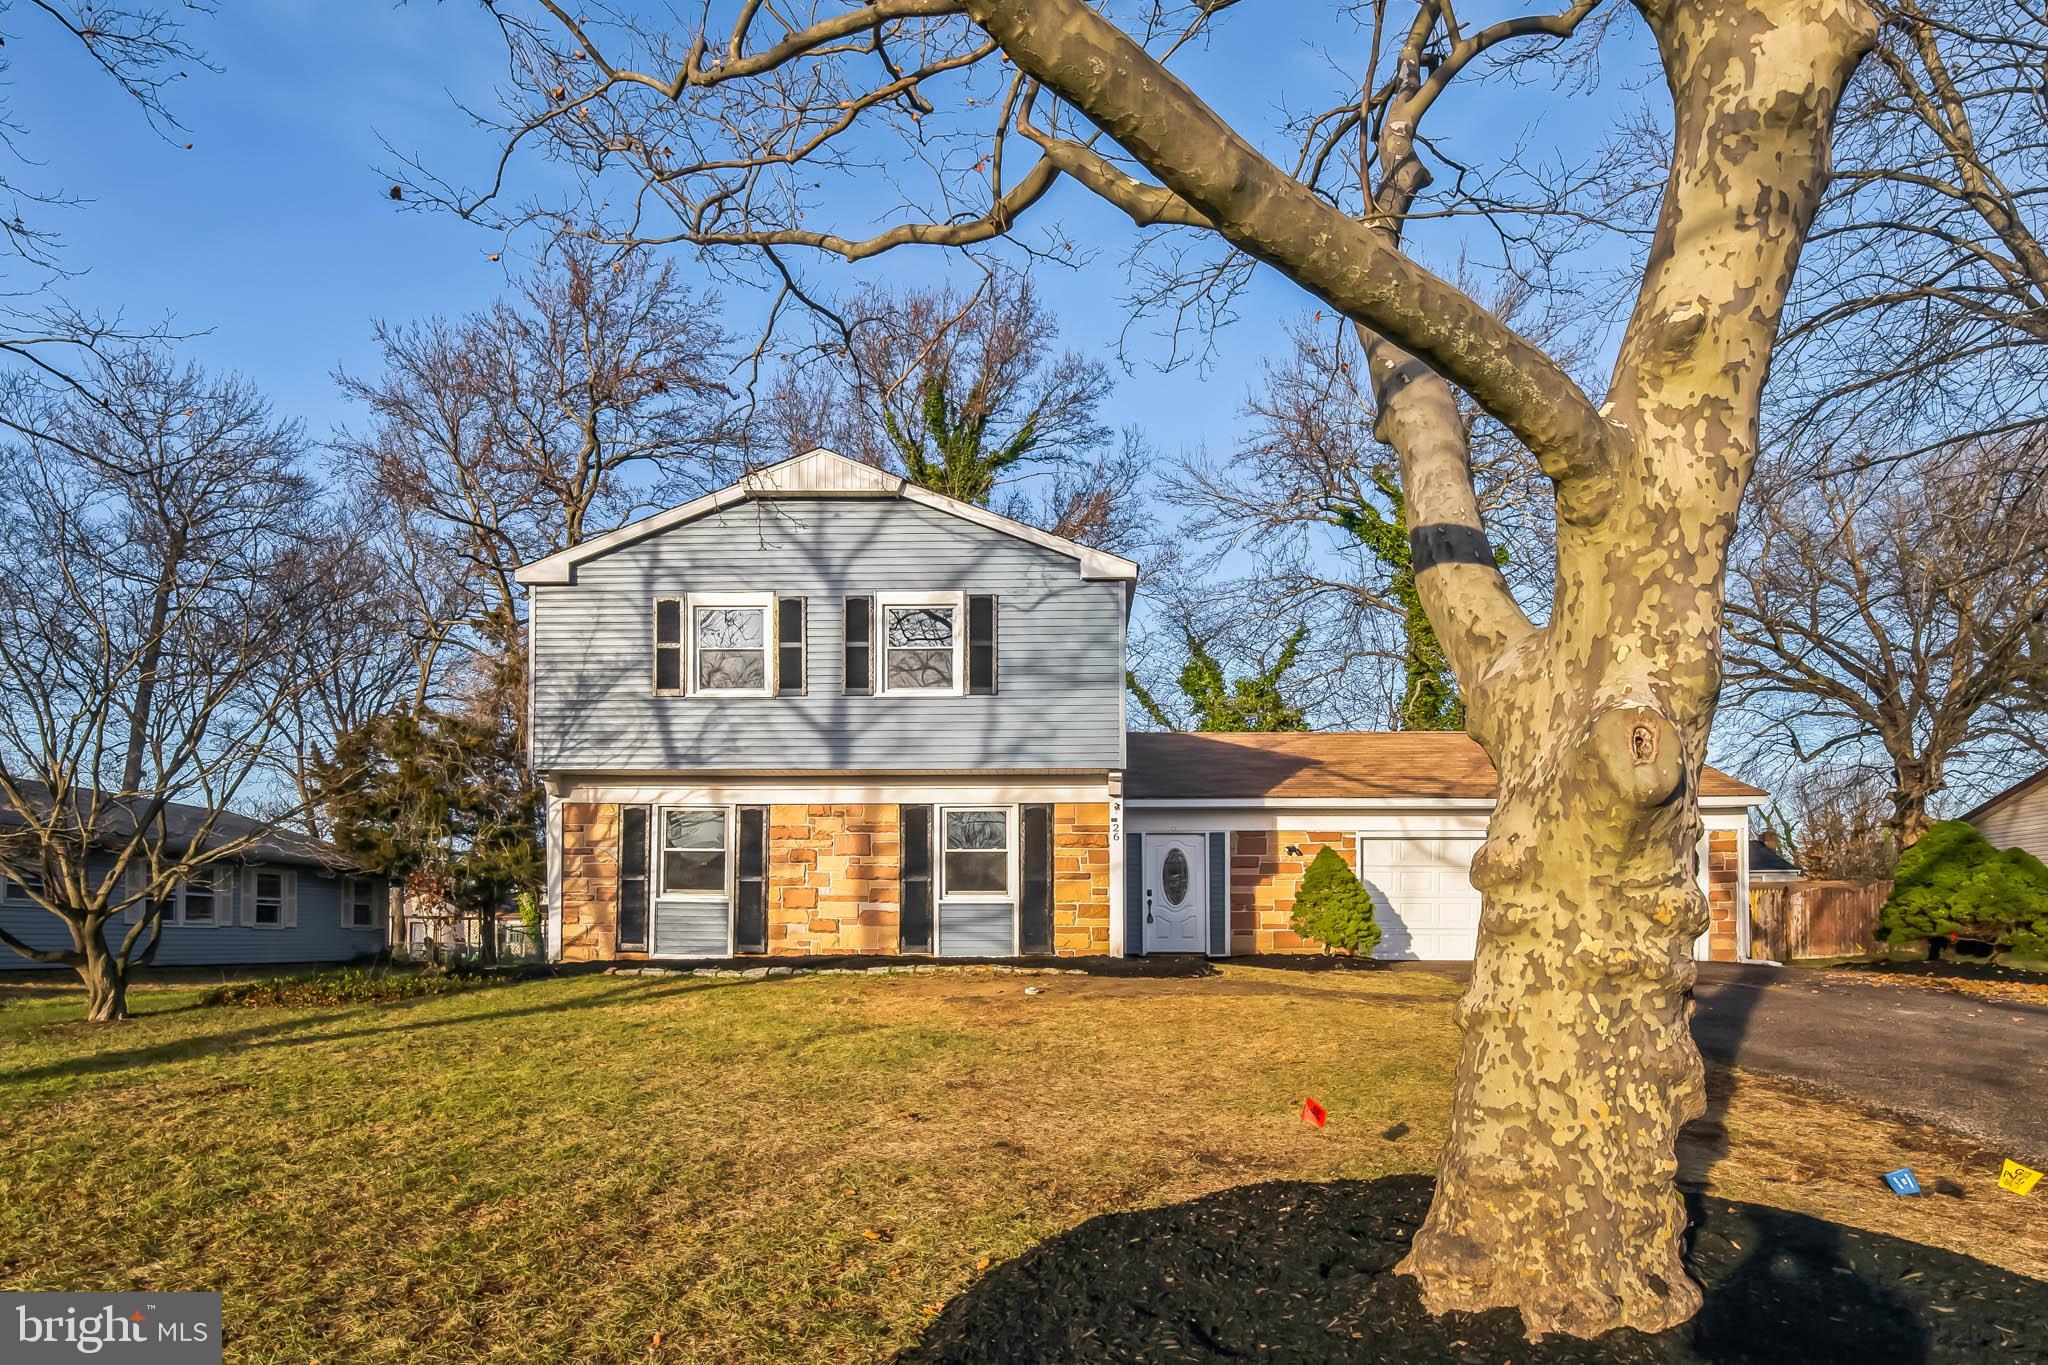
<box><xmin>1877</xmin><ymin>819</ymin><xmax>2048</xmax><ymax>958</ymax></box>
<box><xmin>881</xmin><ymin>371</ymin><xmax>1038</xmax><ymax>506</ymax></box>
<box><xmin>1129</xmin><ymin>627</ymin><xmax>1310</xmax><ymax>732</ymax></box>
<box><xmin>1333</xmin><ymin>466</ymin><xmax>1505</xmax><ymax>732</ymax></box>
<box><xmin>1289</xmin><ymin>846</ymin><xmax>1382</xmax><ymax>956</ymax></box>
<box><xmin>315</xmin><ymin>707</ymin><xmax>541</xmax><ymax>967</ymax></box>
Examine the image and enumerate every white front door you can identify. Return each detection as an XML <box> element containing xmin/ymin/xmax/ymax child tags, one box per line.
<box><xmin>1143</xmin><ymin>834</ymin><xmax>1207</xmax><ymax>954</ymax></box>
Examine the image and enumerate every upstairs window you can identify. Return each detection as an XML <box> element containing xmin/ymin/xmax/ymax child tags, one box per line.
<box><xmin>653</xmin><ymin>599</ymin><xmax>684</xmax><ymax>694</ymax></box>
<box><xmin>694</xmin><ymin>601</ymin><xmax>768</xmax><ymax>694</ymax></box>
<box><xmin>878</xmin><ymin>593</ymin><xmax>964</xmax><ymax>696</ymax></box>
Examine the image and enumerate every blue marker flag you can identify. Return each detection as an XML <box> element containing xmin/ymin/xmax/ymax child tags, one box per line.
<box><xmin>1883</xmin><ymin>1167</ymin><xmax>1921</xmax><ymax>1196</ymax></box>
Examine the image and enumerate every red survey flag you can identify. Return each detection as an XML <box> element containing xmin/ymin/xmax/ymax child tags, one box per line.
<box><xmin>1300</xmin><ymin>1096</ymin><xmax>1327</xmax><ymax>1129</ymax></box>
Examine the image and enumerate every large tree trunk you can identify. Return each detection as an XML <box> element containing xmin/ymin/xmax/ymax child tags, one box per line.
<box><xmin>79</xmin><ymin>918</ymin><xmax>131</xmax><ymax>1023</ymax></box>
<box><xmin>1398</xmin><ymin>703</ymin><xmax>1707</xmax><ymax>1336</ymax></box>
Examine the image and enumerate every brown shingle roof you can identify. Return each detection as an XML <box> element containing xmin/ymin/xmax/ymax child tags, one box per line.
<box><xmin>1124</xmin><ymin>731</ymin><xmax>1765</xmax><ymax>801</ymax></box>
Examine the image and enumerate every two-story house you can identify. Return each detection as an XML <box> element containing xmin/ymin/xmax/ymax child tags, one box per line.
<box><xmin>522</xmin><ymin>448</ymin><xmax>1770</xmax><ymax>964</ymax></box>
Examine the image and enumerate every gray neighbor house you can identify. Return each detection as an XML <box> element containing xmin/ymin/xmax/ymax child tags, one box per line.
<box><xmin>524</xmin><ymin>448</ymin><xmax>1771</xmax><ymax>966</ymax></box>
<box><xmin>0</xmin><ymin>800</ymin><xmax>387</xmax><ymax>972</ymax></box>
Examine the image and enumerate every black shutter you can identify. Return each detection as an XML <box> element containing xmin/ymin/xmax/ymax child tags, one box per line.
<box><xmin>968</xmin><ymin>595</ymin><xmax>997</xmax><ymax>695</ymax></box>
<box><xmin>619</xmin><ymin>806</ymin><xmax>650</xmax><ymax>952</ymax></box>
<box><xmin>900</xmin><ymin>804</ymin><xmax>933</xmax><ymax>953</ymax></box>
<box><xmin>1019</xmin><ymin>803</ymin><xmax>1053</xmax><ymax>954</ymax></box>
<box><xmin>653</xmin><ymin>600</ymin><xmax>683</xmax><ymax>694</ymax></box>
<box><xmin>776</xmin><ymin>598</ymin><xmax>806</xmax><ymax>696</ymax></box>
<box><xmin>734</xmin><ymin>806</ymin><xmax>768</xmax><ymax>954</ymax></box>
<box><xmin>843</xmin><ymin>596</ymin><xmax>873</xmax><ymax>695</ymax></box>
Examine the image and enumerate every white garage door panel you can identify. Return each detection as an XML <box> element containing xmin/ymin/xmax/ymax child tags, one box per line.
<box><xmin>1356</xmin><ymin>834</ymin><xmax>1485</xmax><ymax>961</ymax></box>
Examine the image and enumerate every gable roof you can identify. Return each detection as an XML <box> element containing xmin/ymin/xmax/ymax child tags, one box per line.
<box><xmin>514</xmin><ymin>447</ymin><xmax>1139</xmax><ymax>586</ymax></box>
<box><xmin>1125</xmin><ymin>731</ymin><xmax>1767</xmax><ymax>802</ymax></box>
<box><xmin>1960</xmin><ymin>763</ymin><xmax>2048</xmax><ymax>825</ymax></box>
<box><xmin>0</xmin><ymin>785</ymin><xmax>361</xmax><ymax>872</ymax></box>
<box><xmin>1749</xmin><ymin>837</ymin><xmax>1799</xmax><ymax>875</ymax></box>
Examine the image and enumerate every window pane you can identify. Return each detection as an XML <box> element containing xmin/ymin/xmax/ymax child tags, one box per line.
<box><xmin>184</xmin><ymin>886</ymin><xmax>214</xmax><ymax>922</ymax></box>
<box><xmin>945</xmin><ymin>809</ymin><xmax>1008</xmax><ymax>851</ymax></box>
<box><xmin>944</xmin><ymin>850</ymin><xmax>1007</xmax><ymax>895</ymax></box>
<box><xmin>663</xmin><ymin>848</ymin><xmax>726</xmax><ymax>894</ymax></box>
<box><xmin>258</xmin><ymin>872</ymin><xmax>283</xmax><ymax>898</ymax></box>
<box><xmin>697</xmin><ymin>607</ymin><xmax>764</xmax><ymax>649</ymax></box>
<box><xmin>655</xmin><ymin>646</ymin><xmax>681</xmax><ymax>692</ymax></box>
<box><xmin>887</xmin><ymin>606</ymin><xmax>953</xmax><ymax>648</ymax></box>
<box><xmin>666</xmin><ymin>809</ymin><xmax>725</xmax><ymax>850</ymax></box>
<box><xmin>886</xmin><ymin>648</ymin><xmax>952</xmax><ymax>690</ymax></box>
<box><xmin>698</xmin><ymin>649</ymin><xmax>765</xmax><ymax>690</ymax></box>
<box><xmin>655</xmin><ymin>599</ymin><xmax>682</xmax><ymax>645</ymax></box>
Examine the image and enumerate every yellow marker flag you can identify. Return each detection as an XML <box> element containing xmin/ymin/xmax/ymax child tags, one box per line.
<box><xmin>1998</xmin><ymin>1159</ymin><xmax>2042</xmax><ymax>1196</ymax></box>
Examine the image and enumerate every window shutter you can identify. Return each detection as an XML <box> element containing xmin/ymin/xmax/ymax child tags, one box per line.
<box><xmin>123</xmin><ymin>864</ymin><xmax>145</xmax><ymax>923</ymax></box>
<box><xmin>899</xmin><ymin>804</ymin><xmax>933</xmax><ymax>953</ymax></box>
<box><xmin>618</xmin><ymin>806</ymin><xmax>650</xmax><ymax>953</ymax></box>
<box><xmin>843</xmin><ymin>596</ymin><xmax>873</xmax><ymax>695</ymax></box>
<box><xmin>776</xmin><ymin>597</ymin><xmax>807</xmax><ymax>697</ymax></box>
<box><xmin>653</xmin><ymin>598</ymin><xmax>684</xmax><ymax>693</ymax></box>
<box><xmin>1019</xmin><ymin>804</ymin><xmax>1052</xmax><ymax>954</ymax></box>
<box><xmin>968</xmin><ymin>595</ymin><xmax>997</xmax><ymax>695</ymax></box>
<box><xmin>734</xmin><ymin>806</ymin><xmax>769</xmax><ymax>954</ymax></box>
<box><xmin>284</xmin><ymin>871</ymin><xmax>299</xmax><ymax>928</ymax></box>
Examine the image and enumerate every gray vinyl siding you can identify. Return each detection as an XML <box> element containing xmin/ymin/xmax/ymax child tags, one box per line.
<box><xmin>655</xmin><ymin>900</ymin><xmax>728</xmax><ymax>956</ymax></box>
<box><xmin>530</xmin><ymin>497</ymin><xmax>1126</xmax><ymax>773</ymax></box>
<box><xmin>937</xmin><ymin>903</ymin><xmax>1014</xmax><ymax>956</ymax></box>
<box><xmin>0</xmin><ymin>864</ymin><xmax>382</xmax><ymax>971</ymax></box>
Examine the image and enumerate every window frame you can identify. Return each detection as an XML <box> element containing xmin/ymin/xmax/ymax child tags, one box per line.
<box><xmin>687</xmin><ymin>591</ymin><xmax>776</xmax><ymax>698</ymax></box>
<box><xmin>344</xmin><ymin>877</ymin><xmax>380</xmax><ymax>930</ymax></box>
<box><xmin>657</xmin><ymin>805</ymin><xmax>731</xmax><ymax>902</ymax></box>
<box><xmin>875</xmin><ymin>591</ymin><xmax>967</xmax><ymax>698</ymax></box>
<box><xmin>2</xmin><ymin>869</ymin><xmax>43</xmax><ymax>903</ymax></box>
<box><xmin>249</xmin><ymin>868</ymin><xmax>289</xmax><ymax>929</ymax></box>
<box><xmin>936</xmin><ymin>804</ymin><xmax>1016</xmax><ymax>903</ymax></box>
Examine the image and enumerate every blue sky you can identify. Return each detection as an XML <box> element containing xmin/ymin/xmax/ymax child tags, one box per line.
<box><xmin>9</xmin><ymin>0</ymin><xmax>1358</xmax><ymax>461</ymax></box>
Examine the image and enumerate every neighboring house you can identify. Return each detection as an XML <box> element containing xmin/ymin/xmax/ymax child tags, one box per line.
<box><xmin>0</xmin><ymin>798</ymin><xmax>387</xmax><ymax>971</ymax></box>
<box><xmin>1749</xmin><ymin>832</ymin><xmax>1800</xmax><ymax>886</ymax></box>
<box><xmin>1962</xmin><ymin>765</ymin><xmax>2048</xmax><ymax>863</ymax></box>
<box><xmin>522</xmin><ymin>447</ymin><xmax>1772</xmax><ymax>964</ymax></box>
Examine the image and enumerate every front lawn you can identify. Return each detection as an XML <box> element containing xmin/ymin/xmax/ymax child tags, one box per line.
<box><xmin>0</xmin><ymin>967</ymin><xmax>2038</xmax><ymax>1361</ymax></box>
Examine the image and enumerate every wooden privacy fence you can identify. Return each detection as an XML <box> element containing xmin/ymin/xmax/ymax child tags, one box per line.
<box><xmin>1748</xmin><ymin>879</ymin><xmax>1891</xmax><ymax>961</ymax></box>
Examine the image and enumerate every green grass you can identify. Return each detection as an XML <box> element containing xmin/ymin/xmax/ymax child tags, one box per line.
<box><xmin>4</xmin><ymin>964</ymin><xmax>2037</xmax><ymax>1362</ymax></box>
<box><xmin>0</xmin><ymin>967</ymin><xmax>1468</xmax><ymax>1362</ymax></box>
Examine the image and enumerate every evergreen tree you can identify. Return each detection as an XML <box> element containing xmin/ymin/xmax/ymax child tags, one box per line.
<box><xmin>1878</xmin><ymin>819</ymin><xmax>2048</xmax><ymax>957</ymax></box>
<box><xmin>1130</xmin><ymin>627</ymin><xmax>1310</xmax><ymax>732</ymax></box>
<box><xmin>1334</xmin><ymin>466</ymin><xmax>1504</xmax><ymax>731</ymax></box>
<box><xmin>1289</xmin><ymin>846</ymin><xmax>1382</xmax><ymax>956</ymax></box>
<box><xmin>315</xmin><ymin>707</ymin><xmax>541</xmax><ymax>966</ymax></box>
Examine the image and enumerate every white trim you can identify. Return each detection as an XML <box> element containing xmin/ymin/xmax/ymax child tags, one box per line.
<box><xmin>1127</xmin><ymin>795</ymin><xmax>1764</xmax><ymax>811</ymax></box>
<box><xmin>544</xmin><ymin>787</ymin><xmax>564</xmax><ymax>962</ymax></box>
<box><xmin>687</xmin><ymin>592</ymin><xmax>775</xmax><ymax>698</ymax></box>
<box><xmin>876</xmin><ymin>591</ymin><xmax>966</xmax><ymax>698</ymax></box>
<box><xmin>936</xmin><ymin>804</ymin><xmax>1016</xmax><ymax>904</ymax></box>
<box><xmin>1106</xmin><ymin>793</ymin><xmax>1126</xmax><ymax>958</ymax></box>
<box><xmin>558</xmin><ymin>779</ymin><xmax>1109</xmax><ymax>806</ymax></box>
<box><xmin>515</xmin><ymin>448</ymin><xmax>1139</xmax><ymax>585</ymax></box>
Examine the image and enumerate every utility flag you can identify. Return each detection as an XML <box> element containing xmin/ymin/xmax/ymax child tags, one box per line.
<box><xmin>1999</xmin><ymin>1160</ymin><xmax>2042</xmax><ymax>1196</ymax></box>
<box><xmin>1300</xmin><ymin>1096</ymin><xmax>1327</xmax><ymax>1129</ymax></box>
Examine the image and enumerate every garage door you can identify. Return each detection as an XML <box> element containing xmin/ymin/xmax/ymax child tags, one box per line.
<box><xmin>1354</xmin><ymin>834</ymin><xmax>1485</xmax><ymax>961</ymax></box>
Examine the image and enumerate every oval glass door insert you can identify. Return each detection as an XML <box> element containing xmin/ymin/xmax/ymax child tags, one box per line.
<box><xmin>1161</xmin><ymin>848</ymin><xmax>1190</xmax><ymax>905</ymax></box>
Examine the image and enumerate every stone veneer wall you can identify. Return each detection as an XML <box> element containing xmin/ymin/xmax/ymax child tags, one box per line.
<box><xmin>765</xmin><ymin>804</ymin><xmax>901</xmax><ymax>954</ymax></box>
<box><xmin>1227</xmin><ymin>829</ymin><xmax>1360</xmax><ymax>955</ymax></box>
<box><xmin>1706</xmin><ymin>827</ymin><xmax>1741</xmax><ymax>962</ymax></box>
<box><xmin>1051</xmin><ymin>803</ymin><xmax>1113</xmax><ymax>955</ymax></box>
<box><xmin>556</xmin><ymin>799</ymin><xmax>1115</xmax><ymax>959</ymax></box>
<box><xmin>560</xmin><ymin>802</ymin><xmax>624</xmax><ymax>961</ymax></box>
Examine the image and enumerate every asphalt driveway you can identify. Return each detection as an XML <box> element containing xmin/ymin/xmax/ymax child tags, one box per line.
<box><xmin>1689</xmin><ymin>962</ymin><xmax>2047</xmax><ymax>1162</ymax></box>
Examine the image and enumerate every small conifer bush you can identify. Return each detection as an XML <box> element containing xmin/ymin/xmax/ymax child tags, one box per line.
<box><xmin>1289</xmin><ymin>846</ymin><xmax>1382</xmax><ymax>956</ymax></box>
<box><xmin>1878</xmin><ymin>819</ymin><xmax>2048</xmax><ymax>956</ymax></box>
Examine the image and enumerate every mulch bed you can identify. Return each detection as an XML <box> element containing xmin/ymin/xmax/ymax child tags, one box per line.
<box><xmin>901</xmin><ymin>1176</ymin><xmax>2045</xmax><ymax>1363</ymax></box>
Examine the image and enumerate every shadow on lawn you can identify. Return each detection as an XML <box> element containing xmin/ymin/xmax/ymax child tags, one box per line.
<box><xmin>902</xmin><ymin>1175</ymin><xmax>2043</xmax><ymax>1364</ymax></box>
<box><xmin>0</xmin><ymin>976</ymin><xmax>731</xmax><ymax>1085</ymax></box>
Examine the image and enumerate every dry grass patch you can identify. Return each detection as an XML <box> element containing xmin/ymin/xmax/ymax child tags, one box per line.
<box><xmin>0</xmin><ymin>964</ymin><xmax>2035</xmax><ymax>1363</ymax></box>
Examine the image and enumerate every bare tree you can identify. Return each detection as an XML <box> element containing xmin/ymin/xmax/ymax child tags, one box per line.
<box><xmin>445</xmin><ymin>0</ymin><xmax>1875</xmax><ymax>1335</ymax></box>
<box><xmin>743</xmin><ymin>271</ymin><xmax>1146</xmax><ymax>548</ymax></box>
<box><xmin>1725</xmin><ymin>439</ymin><xmax>2048</xmax><ymax>848</ymax></box>
<box><xmin>1766</xmin><ymin>764</ymin><xmax>1898</xmax><ymax>880</ymax></box>
<box><xmin>336</xmin><ymin>233</ymin><xmax>733</xmax><ymax>637</ymax></box>
<box><xmin>0</xmin><ymin>348</ymin><xmax>358</xmax><ymax>1019</ymax></box>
